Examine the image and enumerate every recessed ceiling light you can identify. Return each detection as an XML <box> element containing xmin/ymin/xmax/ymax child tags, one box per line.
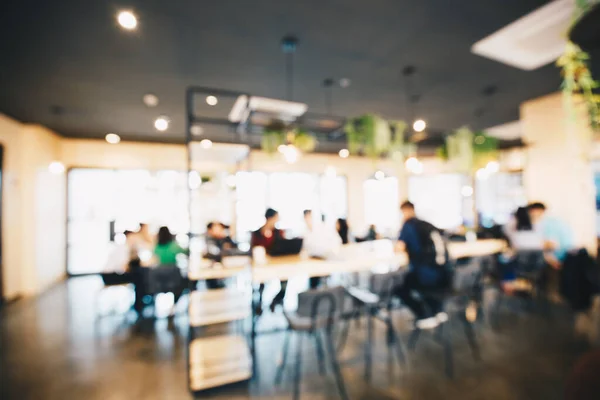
<box><xmin>190</xmin><ymin>125</ymin><xmax>204</xmax><ymax>136</ymax></box>
<box><xmin>105</xmin><ymin>133</ymin><xmax>121</xmax><ymax>144</ymax></box>
<box><xmin>117</xmin><ymin>10</ymin><xmax>137</xmax><ymax>31</ymax></box>
<box><xmin>48</xmin><ymin>161</ymin><xmax>65</xmax><ymax>175</ymax></box>
<box><xmin>154</xmin><ymin>115</ymin><xmax>170</xmax><ymax>131</ymax></box>
<box><xmin>206</xmin><ymin>95</ymin><xmax>218</xmax><ymax>106</ymax></box>
<box><xmin>338</xmin><ymin>148</ymin><xmax>349</xmax><ymax>158</ymax></box>
<box><xmin>413</xmin><ymin>119</ymin><xmax>426</xmax><ymax>132</ymax></box>
<box><xmin>200</xmin><ymin>139</ymin><xmax>213</xmax><ymax>149</ymax></box>
<box><xmin>339</xmin><ymin>78</ymin><xmax>351</xmax><ymax>88</ymax></box>
<box><xmin>143</xmin><ymin>94</ymin><xmax>159</xmax><ymax>107</ymax></box>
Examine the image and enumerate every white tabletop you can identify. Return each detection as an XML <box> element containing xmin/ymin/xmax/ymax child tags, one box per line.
<box><xmin>188</xmin><ymin>239</ymin><xmax>505</xmax><ymax>283</ymax></box>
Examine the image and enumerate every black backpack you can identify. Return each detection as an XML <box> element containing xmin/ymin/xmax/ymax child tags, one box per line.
<box><xmin>411</xmin><ymin>219</ymin><xmax>449</xmax><ymax>270</ymax></box>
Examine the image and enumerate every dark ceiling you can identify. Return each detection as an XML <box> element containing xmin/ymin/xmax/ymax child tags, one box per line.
<box><xmin>0</xmin><ymin>0</ymin><xmax>577</xmax><ymax>149</ymax></box>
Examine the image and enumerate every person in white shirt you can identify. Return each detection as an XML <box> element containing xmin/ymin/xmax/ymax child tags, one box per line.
<box><xmin>302</xmin><ymin>210</ymin><xmax>342</xmax><ymax>289</ymax></box>
<box><xmin>104</xmin><ymin>230</ymin><xmax>136</xmax><ymax>274</ymax></box>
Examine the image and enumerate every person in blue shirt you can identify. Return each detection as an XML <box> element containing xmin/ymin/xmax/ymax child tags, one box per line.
<box><xmin>393</xmin><ymin>201</ymin><xmax>449</xmax><ymax>329</ymax></box>
<box><xmin>528</xmin><ymin>202</ymin><xmax>574</xmax><ymax>269</ymax></box>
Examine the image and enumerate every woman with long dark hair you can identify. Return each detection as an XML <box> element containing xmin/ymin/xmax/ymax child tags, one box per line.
<box><xmin>154</xmin><ymin>226</ymin><xmax>186</xmax><ymax>265</ymax></box>
<box><xmin>336</xmin><ymin>218</ymin><xmax>350</xmax><ymax>245</ymax></box>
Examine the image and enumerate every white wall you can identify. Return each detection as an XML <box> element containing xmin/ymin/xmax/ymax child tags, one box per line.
<box><xmin>0</xmin><ymin>114</ymin><xmax>25</xmax><ymax>299</ymax></box>
<box><xmin>0</xmin><ymin>115</ymin><xmax>66</xmax><ymax>299</ymax></box>
<box><xmin>521</xmin><ymin>92</ymin><xmax>596</xmax><ymax>253</ymax></box>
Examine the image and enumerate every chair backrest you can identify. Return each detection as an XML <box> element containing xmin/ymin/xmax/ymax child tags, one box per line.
<box><xmin>145</xmin><ymin>264</ymin><xmax>184</xmax><ymax>295</ymax></box>
<box><xmin>296</xmin><ymin>286</ymin><xmax>346</xmax><ymax>329</ymax></box>
<box><xmin>514</xmin><ymin>250</ymin><xmax>545</xmax><ymax>275</ymax></box>
<box><xmin>370</xmin><ymin>270</ymin><xmax>405</xmax><ymax>303</ymax></box>
<box><xmin>452</xmin><ymin>257</ymin><xmax>484</xmax><ymax>294</ymax></box>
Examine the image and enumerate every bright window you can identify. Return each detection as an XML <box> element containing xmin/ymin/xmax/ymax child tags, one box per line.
<box><xmin>363</xmin><ymin>177</ymin><xmax>400</xmax><ymax>236</ymax></box>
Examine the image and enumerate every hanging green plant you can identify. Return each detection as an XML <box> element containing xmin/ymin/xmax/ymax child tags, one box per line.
<box><xmin>292</xmin><ymin>129</ymin><xmax>317</xmax><ymax>152</ymax></box>
<box><xmin>439</xmin><ymin>127</ymin><xmax>498</xmax><ymax>173</ymax></box>
<box><xmin>557</xmin><ymin>1</ymin><xmax>600</xmax><ymax>132</ymax></box>
<box><xmin>557</xmin><ymin>42</ymin><xmax>600</xmax><ymax>131</ymax></box>
<box><xmin>345</xmin><ymin>115</ymin><xmax>410</xmax><ymax>160</ymax></box>
<box><xmin>260</xmin><ymin>121</ymin><xmax>317</xmax><ymax>154</ymax></box>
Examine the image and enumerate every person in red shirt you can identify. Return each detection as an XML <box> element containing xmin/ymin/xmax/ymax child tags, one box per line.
<box><xmin>251</xmin><ymin>208</ymin><xmax>286</xmax><ymax>314</ymax></box>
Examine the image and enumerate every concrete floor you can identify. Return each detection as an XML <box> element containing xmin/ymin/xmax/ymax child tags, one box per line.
<box><xmin>0</xmin><ymin>276</ymin><xmax>589</xmax><ymax>399</ymax></box>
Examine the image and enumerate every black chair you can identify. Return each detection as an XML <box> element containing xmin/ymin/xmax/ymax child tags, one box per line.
<box><xmin>142</xmin><ymin>265</ymin><xmax>186</xmax><ymax>315</ymax></box>
<box><xmin>274</xmin><ymin>286</ymin><xmax>349</xmax><ymax>400</ymax></box>
<box><xmin>342</xmin><ymin>270</ymin><xmax>408</xmax><ymax>382</ymax></box>
<box><xmin>406</xmin><ymin>259</ymin><xmax>483</xmax><ymax>379</ymax></box>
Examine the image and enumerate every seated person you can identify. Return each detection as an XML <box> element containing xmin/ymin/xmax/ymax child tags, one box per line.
<box><xmin>336</xmin><ymin>218</ymin><xmax>352</xmax><ymax>244</ymax></box>
<box><xmin>204</xmin><ymin>222</ymin><xmax>237</xmax><ymax>289</ymax></box>
<box><xmin>302</xmin><ymin>210</ymin><xmax>341</xmax><ymax>259</ymax></box>
<box><xmin>393</xmin><ymin>201</ymin><xmax>450</xmax><ymax>329</ymax></box>
<box><xmin>205</xmin><ymin>222</ymin><xmax>236</xmax><ymax>258</ymax></box>
<box><xmin>104</xmin><ymin>230</ymin><xmax>135</xmax><ymax>274</ymax></box>
<box><xmin>528</xmin><ymin>202</ymin><xmax>574</xmax><ymax>269</ymax></box>
<box><xmin>251</xmin><ymin>208</ymin><xmax>286</xmax><ymax>313</ymax></box>
<box><xmin>154</xmin><ymin>226</ymin><xmax>186</xmax><ymax>265</ymax></box>
<box><xmin>303</xmin><ymin>210</ymin><xmax>341</xmax><ymax>289</ymax></box>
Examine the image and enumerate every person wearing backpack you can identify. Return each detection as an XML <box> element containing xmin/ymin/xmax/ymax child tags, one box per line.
<box><xmin>393</xmin><ymin>201</ymin><xmax>450</xmax><ymax>329</ymax></box>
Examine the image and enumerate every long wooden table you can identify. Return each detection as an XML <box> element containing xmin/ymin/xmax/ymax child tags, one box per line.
<box><xmin>187</xmin><ymin>239</ymin><xmax>506</xmax><ymax>283</ymax></box>
<box><xmin>187</xmin><ymin>238</ymin><xmax>506</xmax><ymax>391</ymax></box>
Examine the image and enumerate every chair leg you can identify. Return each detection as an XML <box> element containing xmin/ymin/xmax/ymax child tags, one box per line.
<box><xmin>314</xmin><ymin>330</ymin><xmax>327</xmax><ymax>374</ymax></box>
<box><xmin>337</xmin><ymin>320</ymin><xmax>350</xmax><ymax>354</ymax></box>
<box><xmin>293</xmin><ymin>332</ymin><xmax>303</xmax><ymax>400</ymax></box>
<box><xmin>275</xmin><ymin>330</ymin><xmax>291</xmax><ymax>385</ymax></box>
<box><xmin>364</xmin><ymin>313</ymin><xmax>373</xmax><ymax>382</ymax></box>
<box><xmin>387</xmin><ymin>319</ymin><xmax>408</xmax><ymax>366</ymax></box>
<box><xmin>440</xmin><ymin>322</ymin><xmax>454</xmax><ymax>379</ymax></box>
<box><xmin>325</xmin><ymin>330</ymin><xmax>349</xmax><ymax>400</ymax></box>
<box><xmin>461</xmin><ymin>314</ymin><xmax>481</xmax><ymax>361</ymax></box>
<box><xmin>407</xmin><ymin>328</ymin><xmax>421</xmax><ymax>351</ymax></box>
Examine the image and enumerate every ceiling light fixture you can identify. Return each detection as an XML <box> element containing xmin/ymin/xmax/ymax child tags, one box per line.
<box><xmin>339</xmin><ymin>148</ymin><xmax>350</xmax><ymax>158</ymax></box>
<box><xmin>143</xmin><ymin>94</ymin><xmax>159</xmax><ymax>107</ymax></box>
<box><xmin>200</xmin><ymin>139</ymin><xmax>213</xmax><ymax>149</ymax></box>
<box><xmin>339</xmin><ymin>78</ymin><xmax>351</xmax><ymax>88</ymax></box>
<box><xmin>413</xmin><ymin>119</ymin><xmax>426</xmax><ymax>132</ymax></box>
<box><xmin>117</xmin><ymin>10</ymin><xmax>138</xmax><ymax>31</ymax></box>
<box><xmin>154</xmin><ymin>115</ymin><xmax>170</xmax><ymax>132</ymax></box>
<box><xmin>206</xmin><ymin>95</ymin><xmax>218</xmax><ymax>106</ymax></box>
<box><xmin>48</xmin><ymin>161</ymin><xmax>66</xmax><ymax>175</ymax></box>
<box><xmin>105</xmin><ymin>133</ymin><xmax>121</xmax><ymax>144</ymax></box>
<box><xmin>190</xmin><ymin>125</ymin><xmax>204</xmax><ymax>136</ymax></box>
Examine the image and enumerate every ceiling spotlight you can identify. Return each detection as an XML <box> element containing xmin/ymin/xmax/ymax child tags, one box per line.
<box><xmin>339</xmin><ymin>148</ymin><xmax>349</xmax><ymax>158</ymax></box>
<box><xmin>143</xmin><ymin>94</ymin><xmax>159</xmax><ymax>107</ymax></box>
<box><xmin>339</xmin><ymin>78</ymin><xmax>351</xmax><ymax>88</ymax></box>
<box><xmin>206</xmin><ymin>95</ymin><xmax>218</xmax><ymax>106</ymax></box>
<box><xmin>413</xmin><ymin>119</ymin><xmax>426</xmax><ymax>132</ymax></box>
<box><xmin>200</xmin><ymin>139</ymin><xmax>213</xmax><ymax>149</ymax></box>
<box><xmin>117</xmin><ymin>10</ymin><xmax>138</xmax><ymax>30</ymax></box>
<box><xmin>48</xmin><ymin>161</ymin><xmax>65</xmax><ymax>175</ymax></box>
<box><xmin>105</xmin><ymin>133</ymin><xmax>121</xmax><ymax>144</ymax></box>
<box><xmin>190</xmin><ymin>125</ymin><xmax>204</xmax><ymax>136</ymax></box>
<box><xmin>154</xmin><ymin>115</ymin><xmax>170</xmax><ymax>132</ymax></box>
